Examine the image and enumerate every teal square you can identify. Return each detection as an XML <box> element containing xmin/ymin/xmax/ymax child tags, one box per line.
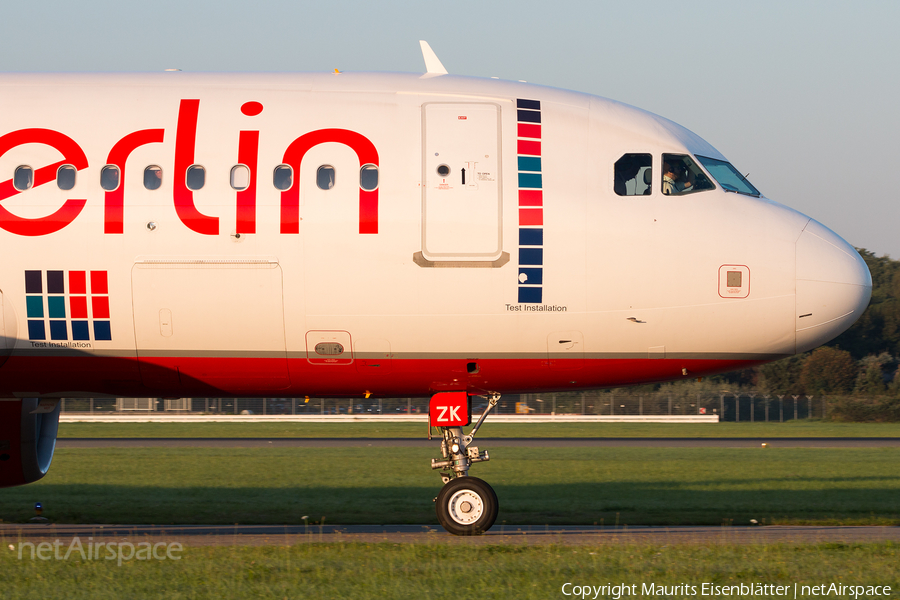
<box><xmin>517</xmin><ymin>156</ymin><xmax>542</xmax><ymax>172</ymax></box>
<box><xmin>48</xmin><ymin>296</ymin><xmax>66</xmax><ymax>319</ymax></box>
<box><xmin>518</xmin><ymin>173</ymin><xmax>543</xmax><ymax>189</ymax></box>
<box><xmin>26</xmin><ymin>296</ymin><xmax>44</xmax><ymax>318</ymax></box>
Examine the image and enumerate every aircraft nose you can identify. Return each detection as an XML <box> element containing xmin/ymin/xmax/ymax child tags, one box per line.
<box><xmin>795</xmin><ymin>219</ymin><xmax>872</xmax><ymax>353</ymax></box>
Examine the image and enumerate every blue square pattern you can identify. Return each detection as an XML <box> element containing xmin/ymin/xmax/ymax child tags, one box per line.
<box><xmin>517</xmin><ymin>109</ymin><xmax>541</xmax><ymax>123</ymax></box>
<box><xmin>93</xmin><ymin>321</ymin><xmax>112</xmax><ymax>341</ymax></box>
<box><xmin>518</xmin><ymin>268</ymin><xmax>543</xmax><ymax>285</ymax></box>
<box><xmin>519</xmin><ymin>248</ymin><xmax>543</xmax><ymax>266</ymax></box>
<box><xmin>518</xmin><ymin>228</ymin><xmax>543</xmax><ymax>246</ymax></box>
<box><xmin>27</xmin><ymin>320</ymin><xmax>46</xmax><ymax>340</ymax></box>
<box><xmin>49</xmin><ymin>320</ymin><xmax>68</xmax><ymax>341</ymax></box>
<box><xmin>518</xmin><ymin>287</ymin><xmax>542</xmax><ymax>304</ymax></box>
<box><xmin>72</xmin><ymin>321</ymin><xmax>90</xmax><ymax>341</ymax></box>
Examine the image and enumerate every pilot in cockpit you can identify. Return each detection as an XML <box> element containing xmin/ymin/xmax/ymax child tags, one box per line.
<box><xmin>662</xmin><ymin>161</ymin><xmax>693</xmax><ymax>195</ymax></box>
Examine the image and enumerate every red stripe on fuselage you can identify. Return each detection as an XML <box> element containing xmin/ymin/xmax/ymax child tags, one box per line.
<box><xmin>0</xmin><ymin>356</ymin><xmax>764</xmax><ymax>398</ymax></box>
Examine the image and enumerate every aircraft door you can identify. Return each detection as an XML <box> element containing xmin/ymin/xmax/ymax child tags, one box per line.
<box><xmin>132</xmin><ymin>259</ymin><xmax>291</xmax><ymax>393</ymax></box>
<box><xmin>419</xmin><ymin>103</ymin><xmax>505</xmax><ymax>265</ymax></box>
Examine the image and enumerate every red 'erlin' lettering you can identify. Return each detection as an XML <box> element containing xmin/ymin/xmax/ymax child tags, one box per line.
<box><xmin>241</xmin><ymin>101</ymin><xmax>263</xmax><ymax>117</ymax></box>
<box><xmin>174</xmin><ymin>99</ymin><xmax>219</xmax><ymax>235</ymax></box>
<box><xmin>104</xmin><ymin>129</ymin><xmax>165</xmax><ymax>234</ymax></box>
<box><xmin>280</xmin><ymin>129</ymin><xmax>379</xmax><ymax>234</ymax></box>
<box><xmin>236</xmin><ymin>130</ymin><xmax>259</xmax><ymax>234</ymax></box>
<box><xmin>0</xmin><ymin>129</ymin><xmax>89</xmax><ymax>236</ymax></box>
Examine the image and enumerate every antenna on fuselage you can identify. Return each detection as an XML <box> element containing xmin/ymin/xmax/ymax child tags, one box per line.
<box><xmin>419</xmin><ymin>40</ymin><xmax>448</xmax><ymax>77</ymax></box>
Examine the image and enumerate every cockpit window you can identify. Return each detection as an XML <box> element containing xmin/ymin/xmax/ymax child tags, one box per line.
<box><xmin>661</xmin><ymin>154</ymin><xmax>715</xmax><ymax>196</ymax></box>
<box><xmin>695</xmin><ymin>155</ymin><xmax>761</xmax><ymax>197</ymax></box>
<box><xmin>614</xmin><ymin>153</ymin><xmax>652</xmax><ymax>196</ymax></box>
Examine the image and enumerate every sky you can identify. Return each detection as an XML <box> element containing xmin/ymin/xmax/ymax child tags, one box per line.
<box><xmin>2</xmin><ymin>0</ymin><xmax>898</xmax><ymax>256</ymax></box>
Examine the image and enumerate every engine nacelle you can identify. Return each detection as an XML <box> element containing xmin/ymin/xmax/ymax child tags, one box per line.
<box><xmin>0</xmin><ymin>399</ymin><xmax>61</xmax><ymax>487</ymax></box>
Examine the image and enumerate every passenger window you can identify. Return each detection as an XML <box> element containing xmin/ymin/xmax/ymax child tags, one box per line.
<box><xmin>144</xmin><ymin>166</ymin><xmax>162</xmax><ymax>190</ymax></box>
<box><xmin>14</xmin><ymin>166</ymin><xmax>33</xmax><ymax>191</ymax></box>
<box><xmin>317</xmin><ymin>165</ymin><xmax>335</xmax><ymax>190</ymax></box>
<box><xmin>360</xmin><ymin>164</ymin><xmax>378</xmax><ymax>191</ymax></box>
<box><xmin>57</xmin><ymin>165</ymin><xmax>76</xmax><ymax>191</ymax></box>
<box><xmin>614</xmin><ymin>154</ymin><xmax>652</xmax><ymax>196</ymax></box>
<box><xmin>661</xmin><ymin>154</ymin><xmax>714</xmax><ymax>196</ymax></box>
<box><xmin>186</xmin><ymin>165</ymin><xmax>205</xmax><ymax>191</ymax></box>
<box><xmin>230</xmin><ymin>165</ymin><xmax>250</xmax><ymax>191</ymax></box>
<box><xmin>100</xmin><ymin>166</ymin><xmax>120</xmax><ymax>191</ymax></box>
<box><xmin>273</xmin><ymin>165</ymin><xmax>293</xmax><ymax>190</ymax></box>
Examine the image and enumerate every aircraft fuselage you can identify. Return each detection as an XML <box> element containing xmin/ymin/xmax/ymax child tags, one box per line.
<box><xmin>0</xmin><ymin>72</ymin><xmax>871</xmax><ymax>399</ymax></box>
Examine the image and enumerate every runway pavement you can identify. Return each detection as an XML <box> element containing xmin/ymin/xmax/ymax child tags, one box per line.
<box><xmin>3</xmin><ymin>523</ymin><xmax>899</xmax><ymax>546</ymax></box>
<box><xmin>55</xmin><ymin>437</ymin><xmax>900</xmax><ymax>448</ymax></box>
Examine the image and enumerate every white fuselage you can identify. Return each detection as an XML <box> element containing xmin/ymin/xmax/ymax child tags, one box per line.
<box><xmin>0</xmin><ymin>72</ymin><xmax>871</xmax><ymax>398</ymax></box>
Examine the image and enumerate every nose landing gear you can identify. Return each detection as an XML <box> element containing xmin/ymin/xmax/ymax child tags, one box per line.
<box><xmin>430</xmin><ymin>392</ymin><xmax>500</xmax><ymax>536</ymax></box>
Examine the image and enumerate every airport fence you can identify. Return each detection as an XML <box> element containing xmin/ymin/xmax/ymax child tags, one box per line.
<box><xmin>56</xmin><ymin>392</ymin><xmax>828</xmax><ymax>422</ymax></box>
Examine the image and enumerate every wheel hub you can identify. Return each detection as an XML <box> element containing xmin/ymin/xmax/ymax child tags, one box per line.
<box><xmin>447</xmin><ymin>489</ymin><xmax>484</xmax><ymax>525</ymax></box>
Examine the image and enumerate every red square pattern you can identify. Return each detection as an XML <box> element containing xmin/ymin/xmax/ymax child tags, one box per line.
<box><xmin>91</xmin><ymin>296</ymin><xmax>110</xmax><ymax>319</ymax></box>
<box><xmin>518</xmin><ymin>190</ymin><xmax>543</xmax><ymax>206</ymax></box>
<box><xmin>519</xmin><ymin>208</ymin><xmax>543</xmax><ymax>226</ymax></box>
<box><xmin>90</xmin><ymin>271</ymin><xmax>108</xmax><ymax>294</ymax></box>
<box><xmin>517</xmin><ymin>140</ymin><xmax>541</xmax><ymax>156</ymax></box>
<box><xmin>69</xmin><ymin>296</ymin><xmax>88</xmax><ymax>319</ymax></box>
<box><xmin>517</xmin><ymin>123</ymin><xmax>541</xmax><ymax>139</ymax></box>
<box><xmin>69</xmin><ymin>271</ymin><xmax>86</xmax><ymax>294</ymax></box>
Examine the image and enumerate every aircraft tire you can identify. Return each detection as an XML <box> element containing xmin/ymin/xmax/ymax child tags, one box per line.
<box><xmin>435</xmin><ymin>476</ymin><xmax>498</xmax><ymax>536</ymax></box>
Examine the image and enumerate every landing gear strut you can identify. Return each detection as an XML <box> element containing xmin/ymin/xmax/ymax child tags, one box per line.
<box><xmin>430</xmin><ymin>393</ymin><xmax>500</xmax><ymax>536</ymax></box>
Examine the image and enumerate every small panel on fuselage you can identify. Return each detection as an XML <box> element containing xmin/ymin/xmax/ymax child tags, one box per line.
<box><xmin>306</xmin><ymin>330</ymin><xmax>353</xmax><ymax>365</ymax></box>
<box><xmin>719</xmin><ymin>265</ymin><xmax>750</xmax><ymax>299</ymax></box>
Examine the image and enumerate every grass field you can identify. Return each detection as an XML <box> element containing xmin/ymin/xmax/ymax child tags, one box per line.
<box><xmin>7</xmin><ymin>425</ymin><xmax>900</xmax><ymax>598</ymax></box>
<box><xmin>2</xmin><ymin>447</ymin><xmax>898</xmax><ymax>526</ymax></box>
<box><xmin>56</xmin><ymin>420</ymin><xmax>900</xmax><ymax>438</ymax></box>
<box><xmin>2</xmin><ymin>542</ymin><xmax>898</xmax><ymax>599</ymax></box>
